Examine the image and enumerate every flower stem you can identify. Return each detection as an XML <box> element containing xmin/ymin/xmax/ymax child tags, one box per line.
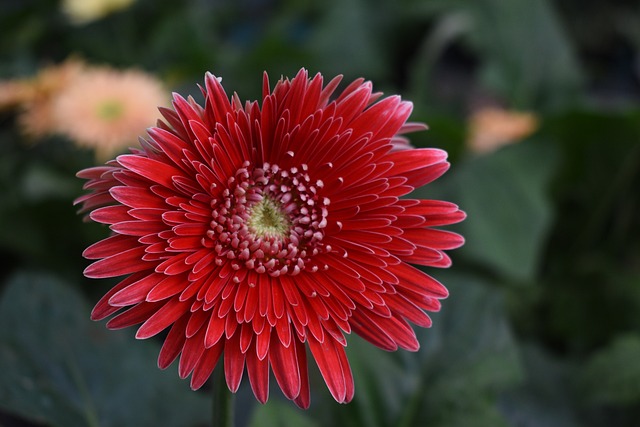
<box><xmin>212</xmin><ymin>368</ymin><xmax>234</xmax><ymax>427</ymax></box>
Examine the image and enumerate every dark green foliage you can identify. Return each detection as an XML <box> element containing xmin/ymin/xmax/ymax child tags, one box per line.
<box><xmin>0</xmin><ymin>273</ymin><xmax>209</xmax><ymax>427</ymax></box>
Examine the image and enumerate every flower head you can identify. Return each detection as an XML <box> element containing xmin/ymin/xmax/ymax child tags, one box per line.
<box><xmin>53</xmin><ymin>67</ymin><xmax>167</xmax><ymax>160</ymax></box>
<box><xmin>467</xmin><ymin>107</ymin><xmax>539</xmax><ymax>154</ymax></box>
<box><xmin>62</xmin><ymin>0</ymin><xmax>136</xmax><ymax>25</ymax></box>
<box><xmin>0</xmin><ymin>81</ymin><xmax>33</xmax><ymax>112</ymax></box>
<box><xmin>5</xmin><ymin>58</ymin><xmax>85</xmax><ymax>139</ymax></box>
<box><xmin>75</xmin><ymin>69</ymin><xmax>465</xmax><ymax>407</ymax></box>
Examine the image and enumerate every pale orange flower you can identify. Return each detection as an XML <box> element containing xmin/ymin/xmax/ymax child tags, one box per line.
<box><xmin>0</xmin><ymin>81</ymin><xmax>34</xmax><ymax>111</ymax></box>
<box><xmin>62</xmin><ymin>0</ymin><xmax>136</xmax><ymax>25</ymax></box>
<box><xmin>12</xmin><ymin>59</ymin><xmax>85</xmax><ymax>139</ymax></box>
<box><xmin>467</xmin><ymin>107</ymin><xmax>539</xmax><ymax>154</ymax></box>
<box><xmin>52</xmin><ymin>67</ymin><xmax>167</xmax><ymax>160</ymax></box>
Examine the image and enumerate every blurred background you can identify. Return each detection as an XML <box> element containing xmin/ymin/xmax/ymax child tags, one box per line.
<box><xmin>1</xmin><ymin>0</ymin><xmax>639</xmax><ymax>426</ymax></box>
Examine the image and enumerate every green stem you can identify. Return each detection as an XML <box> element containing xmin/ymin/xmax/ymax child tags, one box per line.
<box><xmin>212</xmin><ymin>368</ymin><xmax>234</xmax><ymax>427</ymax></box>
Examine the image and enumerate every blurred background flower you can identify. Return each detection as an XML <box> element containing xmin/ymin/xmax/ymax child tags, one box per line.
<box><xmin>0</xmin><ymin>58</ymin><xmax>167</xmax><ymax>160</ymax></box>
<box><xmin>1</xmin><ymin>58</ymin><xmax>84</xmax><ymax>139</ymax></box>
<box><xmin>466</xmin><ymin>107</ymin><xmax>539</xmax><ymax>154</ymax></box>
<box><xmin>52</xmin><ymin>65</ymin><xmax>167</xmax><ymax>160</ymax></box>
<box><xmin>1</xmin><ymin>0</ymin><xmax>639</xmax><ymax>426</ymax></box>
<box><xmin>62</xmin><ymin>0</ymin><xmax>136</xmax><ymax>25</ymax></box>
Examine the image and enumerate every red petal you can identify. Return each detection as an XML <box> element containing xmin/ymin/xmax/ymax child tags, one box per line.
<box><xmin>334</xmin><ymin>82</ymin><xmax>373</xmax><ymax>126</ymax></box>
<box><xmin>272</xmin><ymin>281</ymin><xmax>286</xmax><ymax>319</ymax></box>
<box><xmin>239</xmin><ymin>322</ymin><xmax>253</xmax><ymax>353</ymax></box>
<box><xmin>336</xmin><ymin>336</ymin><xmax>355</xmax><ymax>403</ymax></box>
<box><xmin>158</xmin><ymin>313</ymin><xmax>189</xmax><ymax>369</ymax></box>
<box><xmin>83</xmin><ymin>234</ymin><xmax>137</xmax><ymax>260</ymax></box>
<box><xmin>91</xmin><ymin>272</ymin><xmax>145</xmax><ymax>320</ymax></box>
<box><xmin>293</xmin><ymin>339</ymin><xmax>310</xmax><ymax>409</ymax></box>
<box><xmin>389</xmin><ymin>262</ymin><xmax>449</xmax><ymax>298</ymax></box>
<box><xmin>147</xmin><ymin>274</ymin><xmax>188</xmax><ymax>302</ymax></box>
<box><xmin>387</xmin><ymin>147</ymin><xmax>447</xmax><ymax>173</ymax></box>
<box><xmin>172</xmin><ymin>94</ymin><xmax>201</xmax><ymax>142</ymax></box>
<box><xmin>136</xmin><ymin>297</ymin><xmax>189</xmax><ymax>339</ymax></box>
<box><xmin>403</xmin><ymin>162</ymin><xmax>450</xmax><ymax>188</ymax></box>
<box><xmin>109</xmin><ymin>272</ymin><xmax>164</xmax><ymax>306</ymax></box>
<box><xmin>169</xmin><ymin>236</ymin><xmax>204</xmax><ymax>251</ymax></box>
<box><xmin>117</xmin><ymin>154</ymin><xmax>183</xmax><ymax>188</ymax></box>
<box><xmin>387</xmin><ymin>148</ymin><xmax>449</xmax><ymax>187</ymax></box>
<box><xmin>155</xmin><ymin>252</ymin><xmax>191</xmax><ymax>275</ymax></box>
<box><xmin>84</xmin><ymin>246</ymin><xmax>149</xmax><ymax>278</ymax></box>
<box><xmin>270</xmin><ymin>337</ymin><xmax>301</xmax><ymax>400</ymax></box>
<box><xmin>106</xmin><ymin>301</ymin><xmax>163</xmax><ymax>329</ymax></box>
<box><xmin>190</xmin><ymin>344</ymin><xmax>224</xmax><ymax>390</ymax></box>
<box><xmin>224</xmin><ymin>332</ymin><xmax>246</xmax><ymax>392</ymax></box>
<box><xmin>246</xmin><ymin>342</ymin><xmax>270</xmax><ymax>403</ymax></box>
<box><xmin>401</xmin><ymin>199</ymin><xmax>467</xmax><ymax>226</ymax></box>
<box><xmin>355</xmin><ymin>309</ymin><xmax>419</xmax><ymax>351</ymax></box>
<box><xmin>185</xmin><ymin>309</ymin><xmax>209</xmax><ymax>338</ymax></box>
<box><xmin>146</xmin><ymin>127</ymin><xmax>191</xmax><ymax>171</ymax></box>
<box><xmin>205</xmin><ymin>315</ymin><xmax>225</xmax><ymax>348</ymax></box>
<box><xmin>89</xmin><ymin>205</ymin><xmax>131</xmax><ymax>224</ymax></box>
<box><xmin>274</xmin><ymin>315</ymin><xmax>292</xmax><ymax>347</ymax></box>
<box><xmin>406</xmin><ymin>251</ymin><xmax>452</xmax><ymax>268</ymax></box>
<box><xmin>402</xmin><ymin>228</ymin><xmax>465</xmax><ymax>250</ymax></box>
<box><xmin>204</xmin><ymin>72</ymin><xmax>233</xmax><ymax>124</ymax></box>
<box><xmin>178</xmin><ymin>326</ymin><xmax>207</xmax><ymax>378</ymax></box>
<box><xmin>385</xmin><ymin>292</ymin><xmax>433</xmax><ymax>328</ymax></box>
<box><xmin>110</xmin><ymin>186</ymin><xmax>166</xmax><ymax>209</ymax></box>
<box><xmin>308</xmin><ymin>336</ymin><xmax>352</xmax><ymax>403</ymax></box>
<box><xmin>305</xmin><ymin>302</ymin><xmax>325</xmax><ymax>343</ymax></box>
<box><xmin>350</xmin><ymin>310</ymin><xmax>398</xmax><ymax>351</ymax></box>
<box><xmin>110</xmin><ymin>220</ymin><xmax>165</xmax><ymax>236</ymax></box>
<box><xmin>256</xmin><ymin>324</ymin><xmax>271</xmax><ymax>361</ymax></box>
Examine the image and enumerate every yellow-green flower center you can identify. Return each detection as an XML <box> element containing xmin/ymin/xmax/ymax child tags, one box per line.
<box><xmin>205</xmin><ymin>161</ymin><xmax>330</xmax><ymax>277</ymax></box>
<box><xmin>96</xmin><ymin>99</ymin><xmax>125</xmax><ymax>121</ymax></box>
<box><xmin>248</xmin><ymin>196</ymin><xmax>290</xmax><ymax>238</ymax></box>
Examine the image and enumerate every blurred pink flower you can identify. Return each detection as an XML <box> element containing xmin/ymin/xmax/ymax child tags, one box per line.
<box><xmin>0</xmin><ymin>59</ymin><xmax>85</xmax><ymax>139</ymax></box>
<box><xmin>53</xmin><ymin>67</ymin><xmax>167</xmax><ymax>160</ymax></box>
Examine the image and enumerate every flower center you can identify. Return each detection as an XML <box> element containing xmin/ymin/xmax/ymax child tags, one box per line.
<box><xmin>96</xmin><ymin>98</ymin><xmax>125</xmax><ymax>121</ymax></box>
<box><xmin>204</xmin><ymin>161</ymin><xmax>330</xmax><ymax>277</ymax></box>
<box><xmin>248</xmin><ymin>196</ymin><xmax>290</xmax><ymax>238</ymax></box>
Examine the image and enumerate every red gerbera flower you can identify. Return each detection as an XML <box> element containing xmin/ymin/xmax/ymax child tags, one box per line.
<box><xmin>75</xmin><ymin>69</ymin><xmax>465</xmax><ymax>408</ymax></box>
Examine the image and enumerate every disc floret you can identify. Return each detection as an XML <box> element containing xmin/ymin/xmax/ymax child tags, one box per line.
<box><xmin>204</xmin><ymin>160</ymin><xmax>330</xmax><ymax>277</ymax></box>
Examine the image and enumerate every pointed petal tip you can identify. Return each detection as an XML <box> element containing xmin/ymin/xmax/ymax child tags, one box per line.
<box><xmin>430</xmin><ymin>147</ymin><xmax>449</xmax><ymax>161</ymax></box>
<box><xmin>204</xmin><ymin>71</ymin><xmax>223</xmax><ymax>85</ymax></box>
<box><xmin>135</xmin><ymin>328</ymin><xmax>150</xmax><ymax>340</ymax></box>
<box><xmin>293</xmin><ymin>396</ymin><xmax>311</xmax><ymax>409</ymax></box>
<box><xmin>399</xmin><ymin>122</ymin><xmax>429</xmax><ymax>134</ymax></box>
<box><xmin>189</xmin><ymin>375</ymin><xmax>207</xmax><ymax>390</ymax></box>
<box><xmin>83</xmin><ymin>264</ymin><xmax>98</xmax><ymax>278</ymax></box>
<box><xmin>89</xmin><ymin>306</ymin><xmax>109</xmax><ymax>321</ymax></box>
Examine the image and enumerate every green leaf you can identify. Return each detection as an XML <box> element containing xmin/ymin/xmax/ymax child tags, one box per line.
<box><xmin>580</xmin><ymin>334</ymin><xmax>640</xmax><ymax>405</ymax></box>
<box><xmin>342</xmin><ymin>336</ymin><xmax>412</xmax><ymax>427</ymax></box>
<box><xmin>0</xmin><ymin>273</ymin><xmax>209</xmax><ymax>427</ymax></box>
<box><xmin>406</xmin><ymin>272</ymin><xmax>523</xmax><ymax>427</ymax></box>
<box><xmin>423</xmin><ymin>138</ymin><xmax>558</xmax><ymax>281</ymax></box>
<box><xmin>248</xmin><ymin>399</ymin><xmax>321</xmax><ymax>427</ymax></box>
<box><xmin>464</xmin><ymin>0</ymin><xmax>583</xmax><ymax>110</ymax></box>
<box><xmin>308</xmin><ymin>0</ymin><xmax>388</xmax><ymax>82</ymax></box>
<box><xmin>20</xmin><ymin>163</ymin><xmax>79</xmax><ymax>202</ymax></box>
<box><xmin>499</xmin><ymin>345</ymin><xmax>581</xmax><ymax>427</ymax></box>
<box><xmin>406</xmin><ymin>0</ymin><xmax>582</xmax><ymax>111</ymax></box>
<box><xmin>339</xmin><ymin>273</ymin><xmax>522</xmax><ymax>427</ymax></box>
